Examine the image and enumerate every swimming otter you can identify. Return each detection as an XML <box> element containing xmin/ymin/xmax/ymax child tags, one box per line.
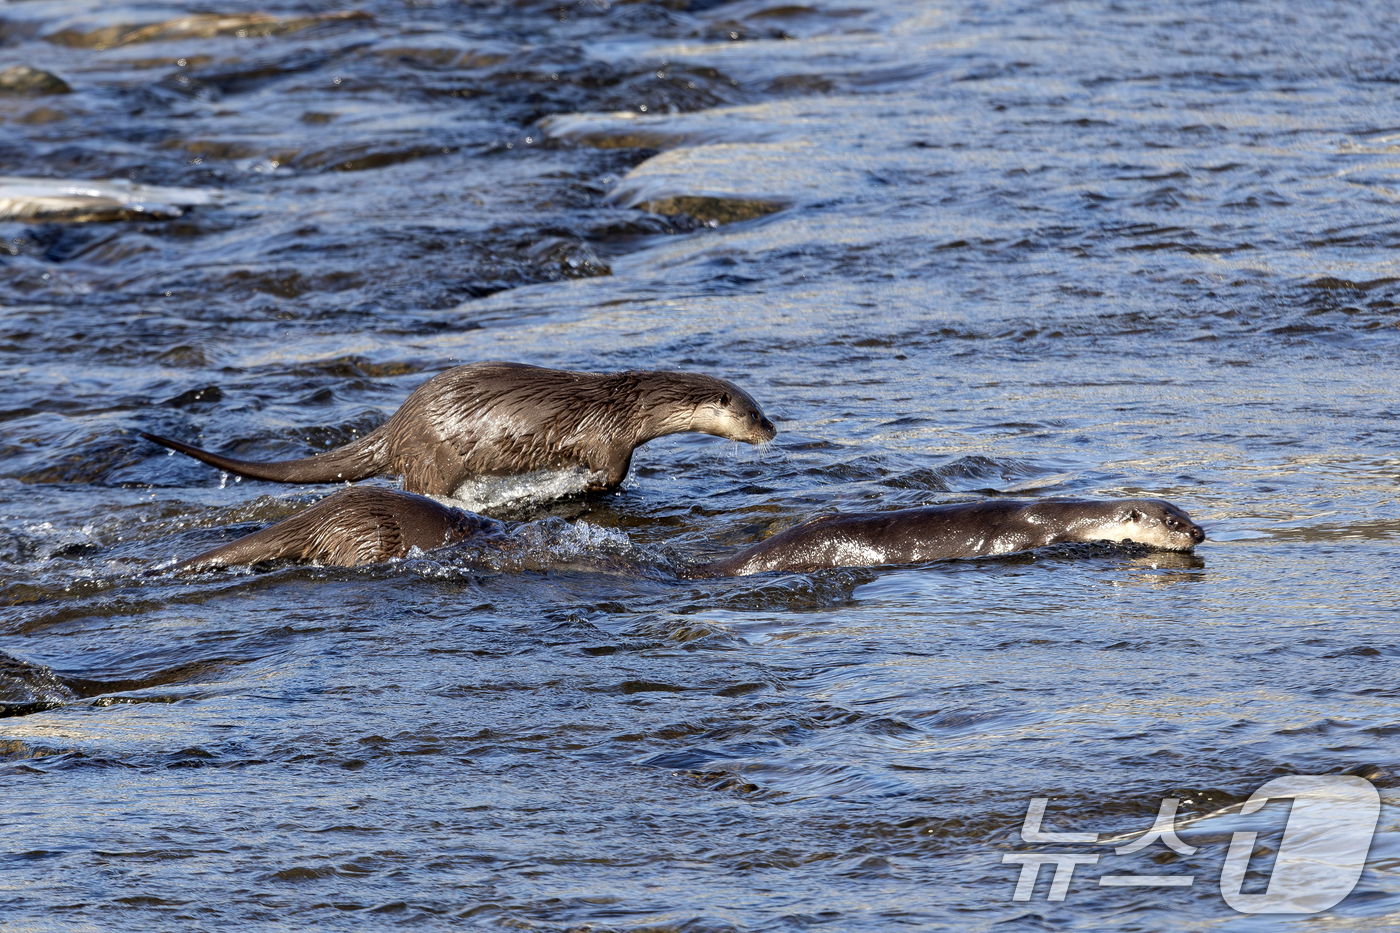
<box><xmin>173</xmin><ymin>486</ymin><xmax>503</xmax><ymax>570</ymax></box>
<box><xmin>167</xmin><ymin>493</ymin><xmax>1203</xmax><ymax>574</ymax></box>
<box><xmin>142</xmin><ymin>362</ymin><xmax>776</xmax><ymax>497</ymax></box>
<box><xmin>700</xmin><ymin>498</ymin><xmax>1205</xmax><ymax>576</ymax></box>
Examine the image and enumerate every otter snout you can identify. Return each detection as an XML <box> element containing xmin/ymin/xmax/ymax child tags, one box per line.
<box><xmin>1163</xmin><ymin>505</ymin><xmax>1206</xmax><ymax>547</ymax></box>
<box><xmin>1162</xmin><ymin>515</ymin><xmax>1206</xmax><ymax>551</ymax></box>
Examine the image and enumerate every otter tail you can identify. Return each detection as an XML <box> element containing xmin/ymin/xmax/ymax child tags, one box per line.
<box><xmin>141</xmin><ymin>430</ymin><xmax>388</xmax><ymax>485</ymax></box>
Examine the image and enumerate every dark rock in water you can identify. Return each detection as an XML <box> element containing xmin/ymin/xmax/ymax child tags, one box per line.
<box><xmin>586</xmin><ymin>214</ymin><xmax>679</xmax><ymax>239</ymax></box>
<box><xmin>294</xmin><ymin>143</ymin><xmax>459</xmax><ymax>174</ymax></box>
<box><xmin>163</xmin><ymin>385</ymin><xmax>224</xmax><ymax>411</ymax></box>
<box><xmin>163</xmin><ymin>139</ymin><xmax>265</xmax><ymax>162</ymax></box>
<box><xmin>0</xmin><ymin>65</ymin><xmax>71</xmax><ymax>95</ymax></box>
<box><xmin>17</xmin><ymin>107</ymin><xmax>69</xmax><ymax>125</ymax></box>
<box><xmin>637</xmin><ymin>195</ymin><xmax>786</xmax><ymax>225</ymax></box>
<box><xmin>369</xmin><ymin>35</ymin><xmax>513</xmax><ymax>71</ymax></box>
<box><xmin>569</xmin><ymin>130</ymin><xmax>683</xmax><ymax>150</ymax></box>
<box><xmin>153</xmin><ymin>345</ymin><xmax>213</xmax><ymax>368</ymax></box>
<box><xmin>0</xmin><ymin>652</ymin><xmax>76</xmax><ymax>717</ymax></box>
<box><xmin>699</xmin><ymin>20</ymin><xmax>791</xmax><ymax>42</ymax></box>
<box><xmin>429</xmin><ymin>54</ymin><xmax>743</xmax><ymax>124</ymax></box>
<box><xmin>527</xmin><ymin>236</ymin><xmax>611</xmax><ymax>278</ymax></box>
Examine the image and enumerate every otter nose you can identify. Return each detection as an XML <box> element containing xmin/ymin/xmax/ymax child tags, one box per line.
<box><xmin>760</xmin><ymin>417</ymin><xmax>774</xmax><ymax>433</ymax></box>
<box><xmin>1190</xmin><ymin>525</ymin><xmax>1205</xmax><ymax>543</ymax></box>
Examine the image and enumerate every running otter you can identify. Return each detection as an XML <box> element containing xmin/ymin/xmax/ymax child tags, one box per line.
<box><xmin>174</xmin><ymin>486</ymin><xmax>503</xmax><ymax>570</ymax></box>
<box><xmin>701</xmin><ymin>498</ymin><xmax>1205</xmax><ymax>576</ymax></box>
<box><xmin>142</xmin><ymin>362</ymin><xmax>776</xmax><ymax>497</ymax></box>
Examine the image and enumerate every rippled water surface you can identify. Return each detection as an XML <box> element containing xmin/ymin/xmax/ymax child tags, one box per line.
<box><xmin>3</xmin><ymin>0</ymin><xmax>1400</xmax><ymax>929</ymax></box>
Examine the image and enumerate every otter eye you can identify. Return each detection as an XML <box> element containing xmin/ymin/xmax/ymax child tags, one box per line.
<box><xmin>748</xmin><ymin>411</ymin><xmax>758</xmax><ymax>420</ymax></box>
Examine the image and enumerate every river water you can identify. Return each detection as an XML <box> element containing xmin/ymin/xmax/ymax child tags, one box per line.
<box><xmin>2</xmin><ymin>0</ymin><xmax>1399</xmax><ymax>929</ymax></box>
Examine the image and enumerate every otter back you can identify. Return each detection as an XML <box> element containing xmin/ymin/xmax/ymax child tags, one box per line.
<box><xmin>175</xmin><ymin>487</ymin><xmax>502</xmax><ymax>570</ymax></box>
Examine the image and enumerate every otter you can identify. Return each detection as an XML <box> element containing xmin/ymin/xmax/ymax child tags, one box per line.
<box><xmin>173</xmin><ymin>486</ymin><xmax>503</xmax><ymax>570</ymax></box>
<box><xmin>142</xmin><ymin>362</ymin><xmax>776</xmax><ymax>497</ymax></box>
<box><xmin>700</xmin><ymin>498</ymin><xmax>1205</xmax><ymax>576</ymax></box>
<box><xmin>171</xmin><ymin>493</ymin><xmax>1203</xmax><ymax>575</ymax></box>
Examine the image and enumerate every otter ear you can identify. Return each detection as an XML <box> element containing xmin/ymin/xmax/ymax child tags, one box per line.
<box><xmin>1127</xmin><ymin>508</ymin><xmax>1144</xmax><ymax>523</ymax></box>
<box><xmin>718</xmin><ymin>392</ymin><xmax>731</xmax><ymax>406</ymax></box>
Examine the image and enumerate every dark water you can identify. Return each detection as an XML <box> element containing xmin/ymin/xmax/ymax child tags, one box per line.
<box><xmin>3</xmin><ymin>0</ymin><xmax>1399</xmax><ymax>928</ymax></box>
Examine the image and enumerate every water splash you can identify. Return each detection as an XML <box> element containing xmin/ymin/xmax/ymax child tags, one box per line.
<box><xmin>447</xmin><ymin>467</ymin><xmax>601</xmax><ymax>511</ymax></box>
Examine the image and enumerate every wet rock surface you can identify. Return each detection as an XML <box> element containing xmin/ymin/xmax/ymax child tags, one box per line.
<box><xmin>0</xmin><ymin>65</ymin><xmax>72</xmax><ymax>95</ymax></box>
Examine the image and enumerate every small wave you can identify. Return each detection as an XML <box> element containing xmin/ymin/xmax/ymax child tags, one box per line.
<box><xmin>5</xmin><ymin>519</ymin><xmax>103</xmax><ymax>564</ymax></box>
<box><xmin>0</xmin><ymin>651</ymin><xmax>76</xmax><ymax>716</ymax></box>
<box><xmin>881</xmin><ymin>456</ymin><xmax>1073</xmax><ymax>493</ymax></box>
<box><xmin>0</xmin><ymin>175</ymin><xmax>221</xmax><ymax>223</ymax></box>
<box><xmin>466</xmin><ymin>517</ymin><xmax>637</xmax><ymax>573</ymax></box>
<box><xmin>514</xmin><ymin>516</ymin><xmax>631</xmax><ymax>556</ymax></box>
<box><xmin>682</xmin><ymin>568</ymin><xmax>876</xmax><ymax>613</ymax></box>
<box><xmin>406</xmin><ymin>516</ymin><xmax>677</xmax><ymax>580</ymax></box>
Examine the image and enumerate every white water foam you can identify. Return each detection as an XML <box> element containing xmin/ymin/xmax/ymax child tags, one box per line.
<box><xmin>446</xmin><ymin>467</ymin><xmax>603</xmax><ymax>512</ymax></box>
<box><xmin>0</xmin><ymin>175</ymin><xmax>221</xmax><ymax>222</ymax></box>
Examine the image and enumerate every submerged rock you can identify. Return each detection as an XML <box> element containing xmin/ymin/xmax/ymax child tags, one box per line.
<box><xmin>634</xmin><ymin>194</ymin><xmax>786</xmax><ymax>225</ymax></box>
<box><xmin>369</xmin><ymin>34</ymin><xmax>514</xmax><ymax>70</ymax></box>
<box><xmin>601</xmin><ymin>132</ymin><xmax>866</xmax><ymax>224</ymax></box>
<box><xmin>44</xmin><ymin>10</ymin><xmax>371</xmax><ymax>50</ymax></box>
<box><xmin>0</xmin><ymin>65</ymin><xmax>71</xmax><ymax>95</ymax></box>
<box><xmin>527</xmin><ymin>236</ymin><xmax>611</xmax><ymax>278</ymax></box>
<box><xmin>0</xmin><ymin>651</ymin><xmax>76</xmax><ymax>717</ymax></box>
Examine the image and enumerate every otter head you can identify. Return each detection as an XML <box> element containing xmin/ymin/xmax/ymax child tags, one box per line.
<box><xmin>691</xmin><ymin>388</ymin><xmax>777</xmax><ymax>444</ymax></box>
<box><xmin>665</xmin><ymin>375</ymin><xmax>775</xmax><ymax>445</ymax></box>
<box><xmin>632</xmin><ymin>372</ymin><xmax>776</xmax><ymax>445</ymax></box>
<box><xmin>1097</xmin><ymin>498</ymin><xmax>1206</xmax><ymax>551</ymax></box>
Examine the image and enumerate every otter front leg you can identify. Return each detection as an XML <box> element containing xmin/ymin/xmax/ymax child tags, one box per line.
<box><xmin>592</xmin><ymin>448</ymin><xmax>635</xmax><ymax>490</ymax></box>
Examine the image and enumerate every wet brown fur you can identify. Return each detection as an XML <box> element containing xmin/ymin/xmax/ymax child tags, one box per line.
<box><xmin>701</xmin><ymin>498</ymin><xmax>1206</xmax><ymax>576</ymax></box>
<box><xmin>143</xmin><ymin>362</ymin><xmax>776</xmax><ymax>496</ymax></box>
<box><xmin>175</xmin><ymin>486</ymin><xmax>503</xmax><ymax>570</ymax></box>
<box><xmin>172</xmin><ymin>494</ymin><xmax>1204</xmax><ymax>575</ymax></box>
